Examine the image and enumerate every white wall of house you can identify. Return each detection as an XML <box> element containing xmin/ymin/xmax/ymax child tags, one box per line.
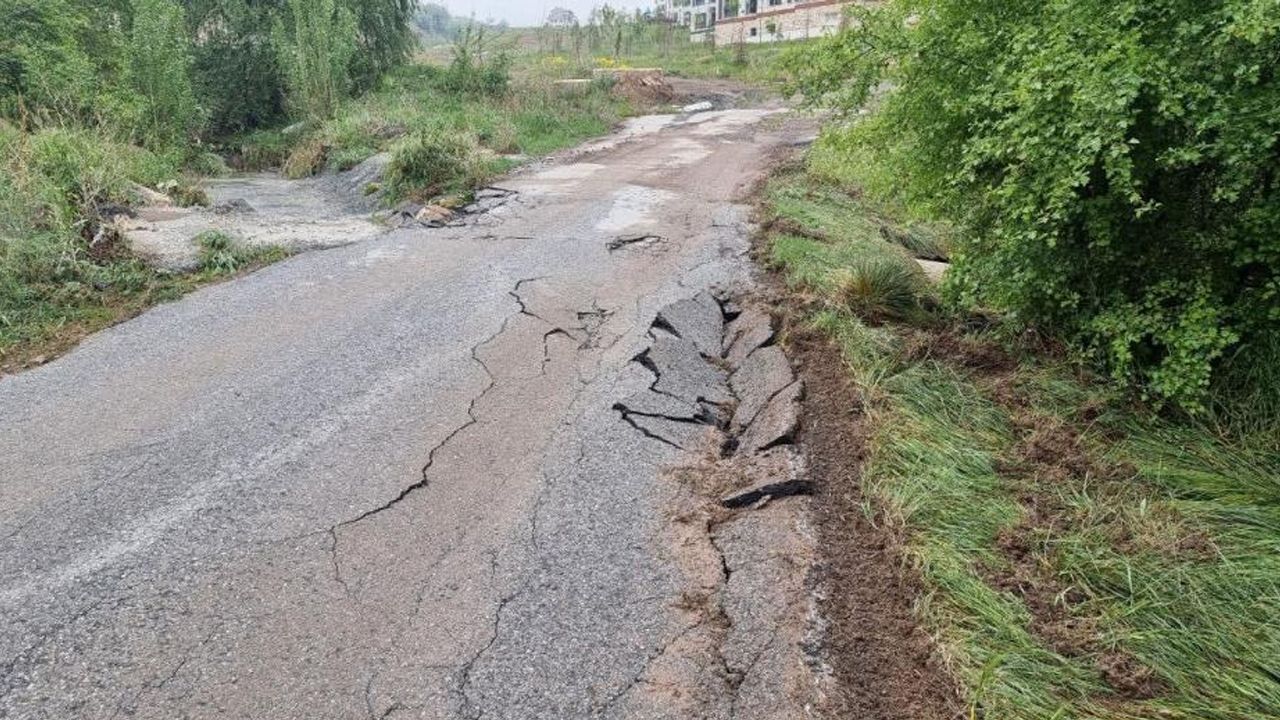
<box><xmin>714</xmin><ymin>1</ymin><xmax>857</xmax><ymax>44</ymax></box>
<box><xmin>659</xmin><ymin>0</ymin><xmax>863</xmax><ymax>44</ymax></box>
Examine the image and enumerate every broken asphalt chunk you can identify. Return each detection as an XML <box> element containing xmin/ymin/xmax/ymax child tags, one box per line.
<box><xmin>730</xmin><ymin>346</ymin><xmax>795</xmax><ymax>430</ymax></box>
<box><xmin>721</xmin><ymin>477</ymin><xmax>813</xmax><ymax>509</ymax></box>
<box><xmin>606</xmin><ymin>234</ymin><xmax>665</xmax><ymax>252</ymax></box>
<box><xmin>655</xmin><ymin>292</ymin><xmax>725</xmax><ymax>358</ymax></box>
<box><xmin>641</xmin><ymin>332</ymin><xmax>733</xmax><ymax>406</ymax></box>
<box><xmin>723</xmin><ymin>307</ymin><xmax>775</xmax><ymax>366</ymax></box>
<box><xmin>737</xmin><ymin>380</ymin><xmax>804</xmax><ymax>455</ymax></box>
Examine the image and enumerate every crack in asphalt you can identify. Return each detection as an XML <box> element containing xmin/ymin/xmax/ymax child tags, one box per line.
<box><xmin>457</xmin><ymin>588</ymin><xmax>523</xmax><ymax>720</ymax></box>
<box><xmin>606</xmin><ymin>234</ymin><xmax>666</xmax><ymax>252</ymax></box>
<box><xmin>596</xmin><ymin>617</ymin><xmax>710</xmax><ymax>714</ymax></box>
<box><xmin>325</xmin><ymin>276</ymin><xmax>548</xmax><ymax>591</ymax></box>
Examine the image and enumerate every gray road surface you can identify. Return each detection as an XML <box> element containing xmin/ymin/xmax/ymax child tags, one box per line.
<box><xmin>0</xmin><ymin>109</ymin><xmax>814</xmax><ymax>719</ymax></box>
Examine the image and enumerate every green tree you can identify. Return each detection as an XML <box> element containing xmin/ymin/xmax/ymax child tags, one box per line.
<box><xmin>347</xmin><ymin>0</ymin><xmax>418</xmax><ymax>91</ymax></box>
<box><xmin>274</xmin><ymin>0</ymin><xmax>358</xmax><ymax>119</ymax></box>
<box><xmin>187</xmin><ymin>0</ymin><xmax>288</xmax><ymax>134</ymax></box>
<box><xmin>0</xmin><ymin>0</ymin><xmax>101</xmax><ymax>123</ymax></box>
<box><xmin>786</xmin><ymin>0</ymin><xmax>1280</xmax><ymax>416</ymax></box>
<box><xmin>127</xmin><ymin>0</ymin><xmax>201</xmax><ymax>145</ymax></box>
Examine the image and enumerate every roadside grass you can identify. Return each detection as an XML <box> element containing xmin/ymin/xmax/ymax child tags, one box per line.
<box><xmin>233</xmin><ymin>63</ymin><xmax>627</xmax><ymax>201</ymax></box>
<box><xmin>766</xmin><ymin>142</ymin><xmax>1280</xmax><ymax>720</ymax></box>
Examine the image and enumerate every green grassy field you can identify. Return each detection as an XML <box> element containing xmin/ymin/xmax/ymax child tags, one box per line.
<box><xmin>765</xmin><ymin>139</ymin><xmax>1280</xmax><ymax>720</ymax></box>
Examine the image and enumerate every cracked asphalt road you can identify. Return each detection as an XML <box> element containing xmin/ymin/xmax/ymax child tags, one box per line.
<box><xmin>0</xmin><ymin>108</ymin><xmax>811</xmax><ymax>719</ymax></box>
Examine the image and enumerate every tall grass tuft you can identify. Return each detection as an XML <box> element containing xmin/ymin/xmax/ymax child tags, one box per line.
<box><xmin>385</xmin><ymin>128</ymin><xmax>492</xmax><ymax>200</ymax></box>
<box><xmin>828</xmin><ymin>258</ymin><xmax>925</xmax><ymax>320</ymax></box>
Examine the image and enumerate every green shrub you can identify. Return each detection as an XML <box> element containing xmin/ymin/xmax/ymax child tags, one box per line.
<box><xmin>786</xmin><ymin>1</ymin><xmax>1280</xmax><ymax>419</ymax></box>
<box><xmin>444</xmin><ymin>25</ymin><xmax>512</xmax><ymax>96</ymax></box>
<box><xmin>195</xmin><ymin>231</ymin><xmax>242</xmax><ymax>273</ymax></box>
<box><xmin>385</xmin><ymin>128</ymin><xmax>489</xmax><ymax>200</ymax></box>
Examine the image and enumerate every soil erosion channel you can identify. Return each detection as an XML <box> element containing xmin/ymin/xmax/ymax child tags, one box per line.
<box><xmin>0</xmin><ymin>109</ymin><xmax>829</xmax><ymax>718</ymax></box>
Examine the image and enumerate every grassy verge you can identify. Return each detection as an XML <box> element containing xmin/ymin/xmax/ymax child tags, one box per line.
<box><xmin>764</xmin><ymin>141</ymin><xmax>1280</xmax><ymax>720</ymax></box>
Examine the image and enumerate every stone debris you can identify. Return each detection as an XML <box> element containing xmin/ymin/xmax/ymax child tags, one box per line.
<box><xmin>377</xmin><ymin>187</ymin><xmax>519</xmax><ymax>230</ymax></box>
<box><xmin>682</xmin><ymin>101</ymin><xmax>715</xmax><ymax>114</ymax></box>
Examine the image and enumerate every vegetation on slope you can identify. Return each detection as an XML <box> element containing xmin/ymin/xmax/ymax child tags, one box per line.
<box><xmin>765</xmin><ymin>142</ymin><xmax>1280</xmax><ymax>720</ymax></box>
<box><xmin>784</xmin><ymin>0</ymin><xmax>1280</xmax><ymax>427</ymax></box>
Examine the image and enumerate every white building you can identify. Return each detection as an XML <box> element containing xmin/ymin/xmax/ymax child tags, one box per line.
<box><xmin>657</xmin><ymin>0</ymin><xmax>862</xmax><ymax>43</ymax></box>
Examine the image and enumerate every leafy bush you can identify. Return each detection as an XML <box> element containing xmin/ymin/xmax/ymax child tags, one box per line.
<box><xmin>785</xmin><ymin>1</ymin><xmax>1280</xmax><ymax>417</ymax></box>
<box><xmin>385</xmin><ymin>128</ymin><xmax>490</xmax><ymax>200</ymax></box>
<box><xmin>0</xmin><ymin>0</ymin><xmax>106</xmax><ymax>123</ymax></box>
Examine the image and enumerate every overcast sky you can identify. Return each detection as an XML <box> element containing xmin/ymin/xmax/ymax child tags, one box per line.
<box><xmin>440</xmin><ymin>0</ymin><xmax>650</xmax><ymax>27</ymax></box>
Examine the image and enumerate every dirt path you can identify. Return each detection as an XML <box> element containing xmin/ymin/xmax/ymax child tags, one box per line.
<box><xmin>0</xmin><ymin>108</ymin><xmax>840</xmax><ymax>719</ymax></box>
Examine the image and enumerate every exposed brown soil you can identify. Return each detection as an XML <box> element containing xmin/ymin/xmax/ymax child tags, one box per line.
<box><xmin>787</xmin><ymin>324</ymin><xmax>964</xmax><ymax>720</ymax></box>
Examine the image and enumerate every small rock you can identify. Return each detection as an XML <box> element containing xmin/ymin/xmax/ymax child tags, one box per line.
<box><xmin>917</xmin><ymin>259</ymin><xmax>950</xmax><ymax>283</ymax></box>
<box><xmin>730</xmin><ymin>346</ymin><xmax>795</xmax><ymax>429</ymax></box>
<box><xmin>415</xmin><ymin>204</ymin><xmax>453</xmax><ymax>225</ymax></box>
<box><xmin>682</xmin><ymin>101</ymin><xmax>715</xmax><ymax>113</ymax></box>
<box><xmin>723</xmin><ymin>307</ymin><xmax>775</xmax><ymax>366</ymax></box>
<box><xmin>213</xmin><ymin>198</ymin><xmax>255</xmax><ymax>215</ymax></box>
<box><xmin>721</xmin><ymin>476</ymin><xmax>813</xmax><ymax>509</ymax></box>
<box><xmin>737</xmin><ymin>380</ymin><xmax>804</xmax><ymax>455</ymax></box>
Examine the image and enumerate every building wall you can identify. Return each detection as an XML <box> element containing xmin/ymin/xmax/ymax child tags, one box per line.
<box><xmin>712</xmin><ymin>0</ymin><xmax>858</xmax><ymax>45</ymax></box>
